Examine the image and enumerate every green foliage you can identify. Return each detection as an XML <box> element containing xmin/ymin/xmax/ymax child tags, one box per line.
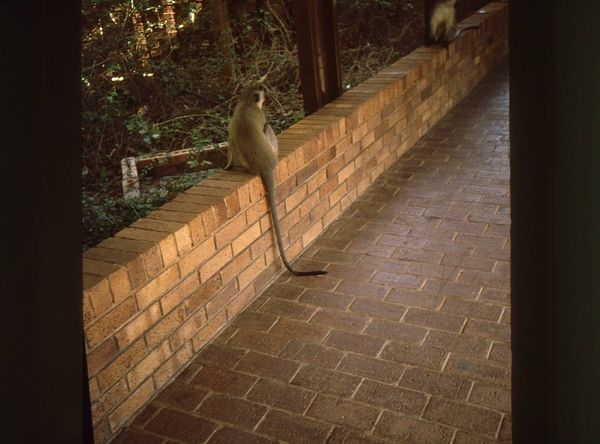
<box><xmin>81</xmin><ymin>0</ymin><xmax>436</xmax><ymax>251</ymax></box>
<box><xmin>82</xmin><ymin>190</ymin><xmax>167</xmax><ymax>252</ymax></box>
<box><xmin>337</xmin><ymin>0</ymin><xmax>424</xmax><ymax>89</ymax></box>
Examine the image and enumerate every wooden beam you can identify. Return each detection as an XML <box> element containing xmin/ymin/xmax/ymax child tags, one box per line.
<box><xmin>293</xmin><ymin>0</ymin><xmax>342</xmax><ymax>114</ymax></box>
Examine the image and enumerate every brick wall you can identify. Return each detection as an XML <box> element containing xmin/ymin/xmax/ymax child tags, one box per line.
<box><xmin>83</xmin><ymin>3</ymin><xmax>508</xmax><ymax>443</ymax></box>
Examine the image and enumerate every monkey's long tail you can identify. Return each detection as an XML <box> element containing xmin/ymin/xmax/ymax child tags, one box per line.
<box><xmin>458</xmin><ymin>25</ymin><xmax>480</xmax><ymax>35</ymax></box>
<box><xmin>261</xmin><ymin>173</ymin><xmax>328</xmax><ymax>276</ymax></box>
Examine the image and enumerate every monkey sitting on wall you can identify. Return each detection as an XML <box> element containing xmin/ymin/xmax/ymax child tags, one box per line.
<box><xmin>428</xmin><ymin>0</ymin><xmax>480</xmax><ymax>48</ymax></box>
<box><xmin>225</xmin><ymin>85</ymin><xmax>327</xmax><ymax>276</ymax></box>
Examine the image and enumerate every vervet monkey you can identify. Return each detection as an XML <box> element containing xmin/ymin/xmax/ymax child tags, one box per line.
<box><xmin>428</xmin><ymin>0</ymin><xmax>480</xmax><ymax>47</ymax></box>
<box><xmin>226</xmin><ymin>85</ymin><xmax>327</xmax><ymax>276</ymax></box>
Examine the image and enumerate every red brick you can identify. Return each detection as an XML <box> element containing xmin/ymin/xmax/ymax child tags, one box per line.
<box><xmin>192</xmin><ymin>310</ymin><xmax>229</xmax><ymax>350</ymax></box>
<box><xmin>269</xmin><ymin>317</ymin><xmax>329</xmax><ymax>343</ymax></box>
<box><xmin>489</xmin><ymin>341</ymin><xmax>511</xmax><ymax>364</ymax></box>
<box><xmin>235</xmin><ymin>351</ymin><xmax>301</xmax><ymax>382</ymax></box>
<box><xmin>111</xmin><ymin>429</ymin><xmax>165</xmax><ymax>444</ymax></box>
<box><xmin>145</xmin><ymin>409</ymin><xmax>217</xmax><ymax>443</ymax></box>
<box><xmin>97</xmin><ymin>238</ymin><xmax>163</xmax><ymax>279</ymax></box>
<box><xmin>88</xmin><ymin>377</ymin><xmax>100</xmax><ymax>401</ymax></box>
<box><xmin>440</xmin><ymin>298</ymin><xmax>503</xmax><ymax>322</ymax></box>
<box><xmin>381</xmin><ymin>341</ymin><xmax>448</xmax><ymax>370</ymax></box>
<box><xmin>456</xmin><ymin>269</ymin><xmax>509</xmax><ymax>289</ymax></box>
<box><xmin>281</xmin><ymin>342</ymin><xmax>345</xmax><ymax>369</ymax></box>
<box><xmin>325</xmin><ymin>329</ymin><xmax>385</xmax><ymax>356</ymax></box>
<box><xmin>371</xmin><ymin>271</ymin><xmax>426</xmax><ymax>289</ymax></box>
<box><xmin>185</xmin><ymin>274</ymin><xmax>222</xmax><ymax>314</ymax></box>
<box><xmin>468</xmin><ymin>382</ymin><xmax>511</xmax><ymax>412</ymax></box>
<box><xmin>441</xmin><ymin>253</ymin><xmax>496</xmax><ymax>272</ymax></box>
<box><xmin>85</xmin><ymin>297</ymin><xmax>138</xmax><ymax>349</ymax></box>
<box><xmin>237</xmin><ymin>255</ymin><xmax>267</xmax><ymax>290</ymax></box>
<box><xmin>108</xmin><ymin>378</ymin><xmax>155</xmax><ymax>432</ymax></box>
<box><xmin>158</xmin><ymin>383</ymin><xmax>207</xmax><ymax>412</ymax></box>
<box><xmin>310</xmin><ymin>248</ymin><xmax>361</xmax><ymax>265</ymax></box>
<box><xmin>96</xmin><ymin>339</ymin><xmax>146</xmax><ymax>391</ymax></box>
<box><xmin>131</xmin><ymin>217</ymin><xmax>194</xmax><ymax>256</ymax></box>
<box><xmin>257</xmin><ymin>410</ymin><xmax>332</xmax><ymax>444</ymax></box>
<box><xmin>291</xmin><ymin>365</ymin><xmax>361</xmax><ymax>398</ymax></box>
<box><xmin>298</xmin><ymin>290</ymin><xmax>354</xmax><ymax>310</ymax></box>
<box><xmin>452</xmin><ymin>430</ymin><xmax>501</xmax><ymax>444</ymax></box>
<box><xmin>337</xmin><ymin>280</ymin><xmax>391</xmax><ymax>300</ymax></box>
<box><xmin>232</xmin><ymin>222</ymin><xmax>262</xmax><ymax>256</ymax></box>
<box><xmin>84</xmin><ymin>275</ymin><xmax>114</xmax><ymax>318</ymax></box>
<box><xmin>479</xmin><ymin>287</ymin><xmax>510</xmax><ymax>305</ymax></box>
<box><xmin>499</xmin><ymin>414</ymin><xmax>512</xmax><ymax>441</ymax></box>
<box><xmin>364</xmin><ymin>318</ymin><xmax>428</xmax><ymax>344</ymax></box>
<box><xmin>247</xmin><ymin>378</ymin><xmax>316</xmax><ymax>413</ymax></box>
<box><xmin>354</xmin><ymin>379</ymin><xmax>428</xmax><ymax>416</ymax></box>
<box><xmin>169</xmin><ymin>298</ymin><xmax>208</xmax><ymax>345</ymax></box>
<box><xmin>259</xmin><ymin>298</ymin><xmax>317</xmax><ymax>321</ymax></box>
<box><xmin>309</xmin><ymin>309</ymin><xmax>368</xmax><ymax>332</ymax></box>
<box><xmin>327</xmin><ymin>427</ymin><xmax>395</xmax><ymax>444</ymax></box>
<box><xmin>207</xmin><ymin>427</ymin><xmax>277</xmax><ymax>444</ymax></box>
<box><xmin>195</xmin><ymin>343</ymin><xmax>246</xmax><ymax>369</ymax></box>
<box><xmin>350</xmin><ymin>298</ymin><xmax>407</xmax><ymax>321</ymax></box>
<box><xmin>232</xmin><ymin>310</ymin><xmax>278</xmax><ymax>332</ymax></box>
<box><xmin>438</xmin><ymin>219</ymin><xmax>488</xmax><ymax>234</ymax></box>
<box><xmin>127</xmin><ymin>341</ymin><xmax>171</xmax><ymax>390</ymax></box>
<box><xmin>178</xmin><ymin>236</ymin><xmax>217</xmax><ymax>277</ymax></box>
<box><xmin>405</xmin><ymin>262</ymin><xmax>452</xmax><ymax>280</ymax></box>
<box><xmin>339</xmin><ymin>353</ymin><xmax>405</xmax><ymax>384</ymax></box>
<box><xmin>306</xmin><ymin>394</ymin><xmax>381</xmax><ymax>431</ymax></box>
<box><xmin>91</xmin><ymin>377</ymin><xmax>129</xmax><ymax>424</ymax></box>
<box><xmin>392</xmin><ymin>247</ymin><xmax>444</xmax><ymax>264</ymax></box>
<box><xmin>160</xmin><ymin>272</ymin><xmax>200</xmax><ymax>315</ymax></box>
<box><xmin>423</xmin><ymin>279</ymin><xmax>481</xmax><ymax>299</ymax></box>
<box><xmin>346</xmin><ymin>240</ymin><xmax>395</xmax><ymax>257</ymax></box>
<box><xmin>424</xmin><ymin>330</ymin><xmax>491</xmax><ymax>358</ymax></box>
<box><xmin>102</xmin><ymin>274</ymin><xmax>132</xmax><ymax>311</ymax></box>
<box><xmin>463</xmin><ymin>318</ymin><xmax>511</xmax><ymax>342</ymax></box>
<box><xmin>374</xmin><ymin>411</ymin><xmax>455</xmax><ymax>444</ymax></box>
<box><xmin>144</xmin><ymin>305</ymin><xmax>186</xmax><ymax>348</ymax></box>
<box><xmin>92</xmin><ymin>419</ymin><xmax>113</xmax><ymax>444</ymax></box>
<box><xmin>386</xmin><ymin>288</ymin><xmax>443</xmax><ymax>309</ymax></box>
<box><xmin>423</xmin><ymin>396</ymin><xmax>503</xmax><ymax>437</ymax></box>
<box><xmin>321</xmin><ymin>263</ymin><xmax>374</xmax><ymax>282</ymax></box>
<box><xmin>205</xmin><ymin>282</ymin><xmax>237</xmax><ymax>319</ymax></box>
<box><xmin>115</xmin><ymin>302</ymin><xmax>162</xmax><ymax>350</ymax></box>
<box><xmin>196</xmin><ymin>393</ymin><xmax>267</xmax><ymax>429</ymax></box>
<box><xmin>445</xmin><ymin>354</ymin><xmax>511</xmax><ymax>387</ymax></box>
<box><xmin>228</xmin><ymin>329</ymin><xmax>290</xmax><ymax>358</ymax></box>
<box><xmin>190</xmin><ymin>365</ymin><xmax>256</xmax><ymax>397</ymax></box>
<box><xmin>199</xmin><ymin>245</ymin><xmax>234</xmax><ymax>282</ymax></box>
<box><xmin>135</xmin><ymin>265</ymin><xmax>181</xmax><ymax>310</ymax></box>
<box><xmin>87</xmin><ymin>337</ymin><xmax>119</xmax><ymax>377</ymax></box>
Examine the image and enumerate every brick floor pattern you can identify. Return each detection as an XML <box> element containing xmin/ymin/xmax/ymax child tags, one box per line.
<box><xmin>114</xmin><ymin>59</ymin><xmax>511</xmax><ymax>444</ymax></box>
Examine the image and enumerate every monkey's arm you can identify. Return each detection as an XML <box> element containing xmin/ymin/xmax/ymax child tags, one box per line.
<box><xmin>224</xmin><ymin>138</ymin><xmax>240</xmax><ymax>169</ymax></box>
<box><xmin>264</xmin><ymin>124</ymin><xmax>278</xmax><ymax>155</ymax></box>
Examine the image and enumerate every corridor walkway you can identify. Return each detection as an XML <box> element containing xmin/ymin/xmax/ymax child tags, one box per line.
<box><xmin>115</xmin><ymin>58</ymin><xmax>511</xmax><ymax>444</ymax></box>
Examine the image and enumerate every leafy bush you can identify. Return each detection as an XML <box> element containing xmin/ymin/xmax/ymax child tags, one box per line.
<box><xmin>81</xmin><ymin>0</ymin><xmax>489</xmax><ymax>251</ymax></box>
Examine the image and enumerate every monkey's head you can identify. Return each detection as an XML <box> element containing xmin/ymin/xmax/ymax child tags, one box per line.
<box><xmin>240</xmin><ymin>84</ymin><xmax>267</xmax><ymax>109</ymax></box>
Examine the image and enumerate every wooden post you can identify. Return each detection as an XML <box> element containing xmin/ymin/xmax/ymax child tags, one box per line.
<box><xmin>293</xmin><ymin>0</ymin><xmax>342</xmax><ymax>114</ymax></box>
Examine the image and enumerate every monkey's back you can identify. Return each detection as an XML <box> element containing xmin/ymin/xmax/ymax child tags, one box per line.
<box><xmin>228</xmin><ymin>102</ymin><xmax>278</xmax><ymax>175</ymax></box>
<box><xmin>430</xmin><ymin>0</ymin><xmax>456</xmax><ymax>43</ymax></box>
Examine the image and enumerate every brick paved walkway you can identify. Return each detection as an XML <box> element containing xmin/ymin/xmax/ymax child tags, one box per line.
<box><xmin>114</xmin><ymin>59</ymin><xmax>511</xmax><ymax>444</ymax></box>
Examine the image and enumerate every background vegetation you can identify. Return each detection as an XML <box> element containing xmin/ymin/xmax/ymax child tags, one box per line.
<box><xmin>82</xmin><ymin>0</ymin><xmax>487</xmax><ymax>251</ymax></box>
